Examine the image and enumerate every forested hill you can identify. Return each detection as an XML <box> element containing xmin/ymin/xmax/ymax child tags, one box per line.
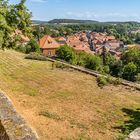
<box><xmin>47</xmin><ymin>19</ymin><xmax>99</xmax><ymax>24</ymax></box>
<box><xmin>33</xmin><ymin>19</ymin><xmax>140</xmax><ymax>25</ymax></box>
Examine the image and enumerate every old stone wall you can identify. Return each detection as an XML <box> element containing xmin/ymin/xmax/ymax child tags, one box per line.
<box><xmin>0</xmin><ymin>91</ymin><xmax>38</xmax><ymax>140</ymax></box>
<box><xmin>0</xmin><ymin>121</ymin><xmax>9</xmax><ymax>140</ymax></box>
<box><xmin>125</xmin><ymin>128</ymin><xmax>140</xmax><ymax>140</ymax></box>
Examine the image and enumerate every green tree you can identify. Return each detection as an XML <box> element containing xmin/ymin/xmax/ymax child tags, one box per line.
<box><xmin>76</xmin><ymin>52</ymin><xmax>88</xmax><ymax>66</ymax></box>
<box><xmin>121</xmin><ymin>48</ymin><xmax>140</xmax><ymax>73</ymax></box>
<box><xmin>109</xmin><ymin>60</ymin><xmax>123</xmax><ymax>77</ymax></box>
<box><xmin>0</xmin><ymin>0</ymin><xmax>12</xmax><ymax>48</ymax></box>
<box><xmin>85</xmin><ymin>55</ymin><xmax>102</xmax><ymax>71</ymax></box>
<box><xmin>26</xmin><ymin>39</ymin><xmax>40</xmax><ymax>53</ymax></box>
<box><xmin>9</xmin><ymin>0</ymin><xmax>32</xmax><ymax>36</ymax></box>
<box><xmin>0</xmin><ymin>0</ymin><xmax>32</xmax><ymax>49</ymax></box>
<box><xmin>56</xmin><ymin>45</ymin><xmax>76</xmax><ymax>64</ymax></box>
<box><xmin>122</xmin><ymin>62</ymin><xmax>137</xmax><ymax>81</ymax></box>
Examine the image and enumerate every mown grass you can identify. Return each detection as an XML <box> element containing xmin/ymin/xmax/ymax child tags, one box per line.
<box><xmin>0</xmin><ymin>50</ymin><xmax>139</xmax><ymax>140</ymax></box>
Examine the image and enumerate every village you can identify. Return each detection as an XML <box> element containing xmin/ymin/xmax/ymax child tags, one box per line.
<box><xmin>38</xmin><ymin>31</ymin><xmax>126</xmax><ymax>59</ymax></box>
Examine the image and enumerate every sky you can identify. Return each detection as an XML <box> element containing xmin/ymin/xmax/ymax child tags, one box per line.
<box><xmin>9</xmin><ymin>0</ymin><xmax>140</xmax><ymax>22</ymax></box>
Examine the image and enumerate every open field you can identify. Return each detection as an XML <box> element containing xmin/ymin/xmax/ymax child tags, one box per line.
<box><xmin>0</xmin><ymin>50</ymin><xmax>140</xmax><ymax>140</ymax></box>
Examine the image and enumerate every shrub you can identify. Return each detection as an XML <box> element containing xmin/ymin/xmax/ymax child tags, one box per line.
<box><xmin>97</xmin><ymin>75</ymin><xmax>122</xmax><ymax>87</ymax></box>
<box><xmin>113</xmin><ymin>78</ymin><xmax>122</xmax><ymax>85</ymax></box>
<box><xmin>109</xmin><ymin>60</ymin><xmax>123</xmax><ymax>77</ymax></box>
<box><xmin>136</xmin><ymin>73</ymin><xmax>140</xmax><ymax>82</ymax></box>
<box><xmin>25</xmin><ymin>53</ymin><xmax>47</xmax><ymax>61</ymax></box>
<box><xmin>96</xmin><ymin>76</ymin><xmax>108</xmax><ymax>87</ymax></box>
<box><xmin>15</xmin><ymin>39</ymin><xmax>40</xmax><ymax>54</ymax></box>
<box><xmin>122</xmin><ymin>62</ymin><xmax>137</xmax><ymax>81</ymax></box>
<box><xmin>106</xmin><ymin>76</ymin><xmax>122</xmax><ymax>85</ymax></box>
<box><xmin>56</xmin><ymin>45</ymin><xmax>76</xmax><ymax>64</ymax></box>
<box><xmin>106</xmin><ymin>76</ymin><xmax>114</xmax><ymax>84</ymax></box>
<box><xmin>76</xmin><ymin>52</ymin><xmax>88</xmax><ymax>66</ymax></box>
<box><xmin>85</xmin><ymin>55</ymin><xmax>102</xmax><ymax>71</ymax></box>
<box><xmin>15</xmin><ymin>44</ymin><xmax>27</xmax><ymax>53</ymax></box>
<box><xmin>25</xmin><ymin>45</ymin><xmax>32</xmax><ymax>53</ymax></box>
<box><xmin>103</xmin><ymin>65</ymin><xmax>110</xmax><ymax>74</ymax></box>
<box><xmin>55</xmin><ymin>62</ymin><xmax>70</xmax><ymax>69</ymax></box>
<box><xmin>26</xmin><ymin>39</ymin><xmax>40</xmax><ymax>53</ymax></box>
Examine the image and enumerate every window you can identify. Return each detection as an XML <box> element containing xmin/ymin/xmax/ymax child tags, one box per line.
<box><xmin>48</xmin><ymin>50</ymin><xmax>51</xmax><ymax>56</ymax></box>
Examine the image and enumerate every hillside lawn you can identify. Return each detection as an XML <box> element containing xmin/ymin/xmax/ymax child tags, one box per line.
<box><xmin>0</xmin><ymin>50</ymin><xmax>140</xmax><ymax>140</ymax></box>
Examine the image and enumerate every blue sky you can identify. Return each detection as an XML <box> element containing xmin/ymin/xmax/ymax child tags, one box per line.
<box><xmin>9</xmin><ymin>0</ymin><xmax>140</xmax><ymax>22</ymax></box>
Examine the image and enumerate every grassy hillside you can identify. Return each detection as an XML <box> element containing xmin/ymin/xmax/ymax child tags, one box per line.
<box><xmin>0</xmin><ymin>50</ymin><xmax>140</xmax><ymax>140</ymax></box>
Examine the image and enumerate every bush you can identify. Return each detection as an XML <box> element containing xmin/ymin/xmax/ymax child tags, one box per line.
<box><xmin>106</xmin><ymin>76</ymin><xmax>114</xmax><ymax>84</ymax></box>
<box><xmin>56</xmin><ymin>45</ymin><xmax>76</xmax><ymax>64</ymax></box>
<box><xmin>85</xmin><ymin>55</ymin><xmax>102</xmax><ymax>71</ymax></box>
<box><xmin>26</xmin><ymin>39</ymin><xmax>40</xmax><ymax>53</ymax></box>
<box><xmin>97</xmin><ymin>75</ymin><xmax>122</xmax><ymax>87</ymax></box>
<box><xmin>109</xmin><ymin>60</ymin><xmax>123</xmax><ymax>77</ymax></box>
<box><xmin>55</xmin><ymin>62</ymin><xmax>70</xmax><ymax>69</ymax></box>
<box><xmin>25</xmin><ymin>53</ymin><xmax>48</xmax><ymax>61</ymax></box>
<box><xmin>113</xmin><ymin>78</ymin><xmax>122</xmax><ymax>85</ymax></box>
<box><xmin>76</xmin><ymin>52</ymin><xmax>88</xmax><ymax>66</ymax></box>
<box><xmin>106</xmin><ymin>76</ymin><xmax>122</xmax><ymax>85</ymax></box>
<box><xmin>15</xmin><ymin>39</ymin><xmax>40</xmax><ymax>54</ymax></box>
<box><xmin>136</xmin><ymin>73</ymin><xmax>140</xmax><ymax>82</ymax></box>
<box><xmin>96</xmin><ymin>76</ymin><xmax>108</xmax><ymax>87</ymax></box>
<box><xmin>103</xmin><ymin>65</ymin><xmax>110</xmax><ymax>74</ymax></box>
<box><xmin>15</xmin><ymin>44</ymin><xmax>27</xmax><ymax>53</ymax></box>
<box><xmin>122</xmin><ymin>62</ymin><xmax>137</xmax><ymax>81</ymax></box>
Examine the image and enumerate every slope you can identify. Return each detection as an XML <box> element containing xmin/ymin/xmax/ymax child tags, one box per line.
<box><xmin>0</xmin><ymin>50</ymin><xmax>139</xmax><ymax>140</ymax></box>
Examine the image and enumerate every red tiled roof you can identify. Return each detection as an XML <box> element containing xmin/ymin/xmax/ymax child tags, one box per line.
<box><xmin>39</xmin><ymin>35</ymin><xmax>60</xmax><ymax>49</ymax></box>
<box><xmin>106</xmin><ymin>36</ymin><xmax>115</xmax><ymax>40</ymax></box>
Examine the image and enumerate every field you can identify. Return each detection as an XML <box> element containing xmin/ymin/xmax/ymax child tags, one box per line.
<box><xmin>0</xmin><ymin>50</ymin><xmax>140</xmax><ymax>140</ymax></box>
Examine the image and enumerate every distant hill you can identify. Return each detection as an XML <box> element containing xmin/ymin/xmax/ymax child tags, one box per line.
<box><xmin>48</xmin><ymin>19</ymin><xmax>99</xmax><ymax>24</ymax></box>
<box><xmin>104</xmin><ymin>21</ymin><xmax>140</xmax><ymax>25</ymax></box>
<box><xmin>32</xmin><ymin>20</ymin><xmax>48</xmax><ymax>25</ymax></box>
<box><xmin>32</xmin><ymin>19</ymin><xmax>140</xmax><ymax>25</ymax></box>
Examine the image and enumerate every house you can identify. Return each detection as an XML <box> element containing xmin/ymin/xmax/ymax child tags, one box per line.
<box><xmin>66</xmin><ymin>33</ymin><xmax>93</xmax><ymax>54</ymax></box>
<box><xmin>39</xmin><ymin>35</ymin><xmax>60</xmax><ymax>56</ymax></box>
<box><xmin>66</xmin><ymin>32</ymin><xmax>124</xmax><ymax>56</ymax></box>
<box><xmin>89</xmin><ymin>32</ymin><xmax>124</xmax><ymax>58</ymax></box>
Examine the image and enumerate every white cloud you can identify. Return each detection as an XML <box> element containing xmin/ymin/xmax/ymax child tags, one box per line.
<box><xmin>65</xmin><ymin>11</ymin><xmax>140</xmax><ymax>21</ymax></box>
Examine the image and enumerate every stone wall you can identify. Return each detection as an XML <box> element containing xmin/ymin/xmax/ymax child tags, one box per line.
<box><xmin>125</xmin><ymin>128</ymin><xmax>140</xmax><ymax>140</ymax></box>
<box><xmin>0</xmin><ymin>121</ymin><xmax>9</xmax><ymax>140</ymax></box>
<box><xmin>0</xmin><ymin>91</ymin><xmax>38</xmax><ymax>140</ymax></box>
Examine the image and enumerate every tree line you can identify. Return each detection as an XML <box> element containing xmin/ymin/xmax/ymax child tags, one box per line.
<box><xmin>33</xmin><ymin>22</ymin><xmax>140</xmax><ymax>45</ymax></box>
